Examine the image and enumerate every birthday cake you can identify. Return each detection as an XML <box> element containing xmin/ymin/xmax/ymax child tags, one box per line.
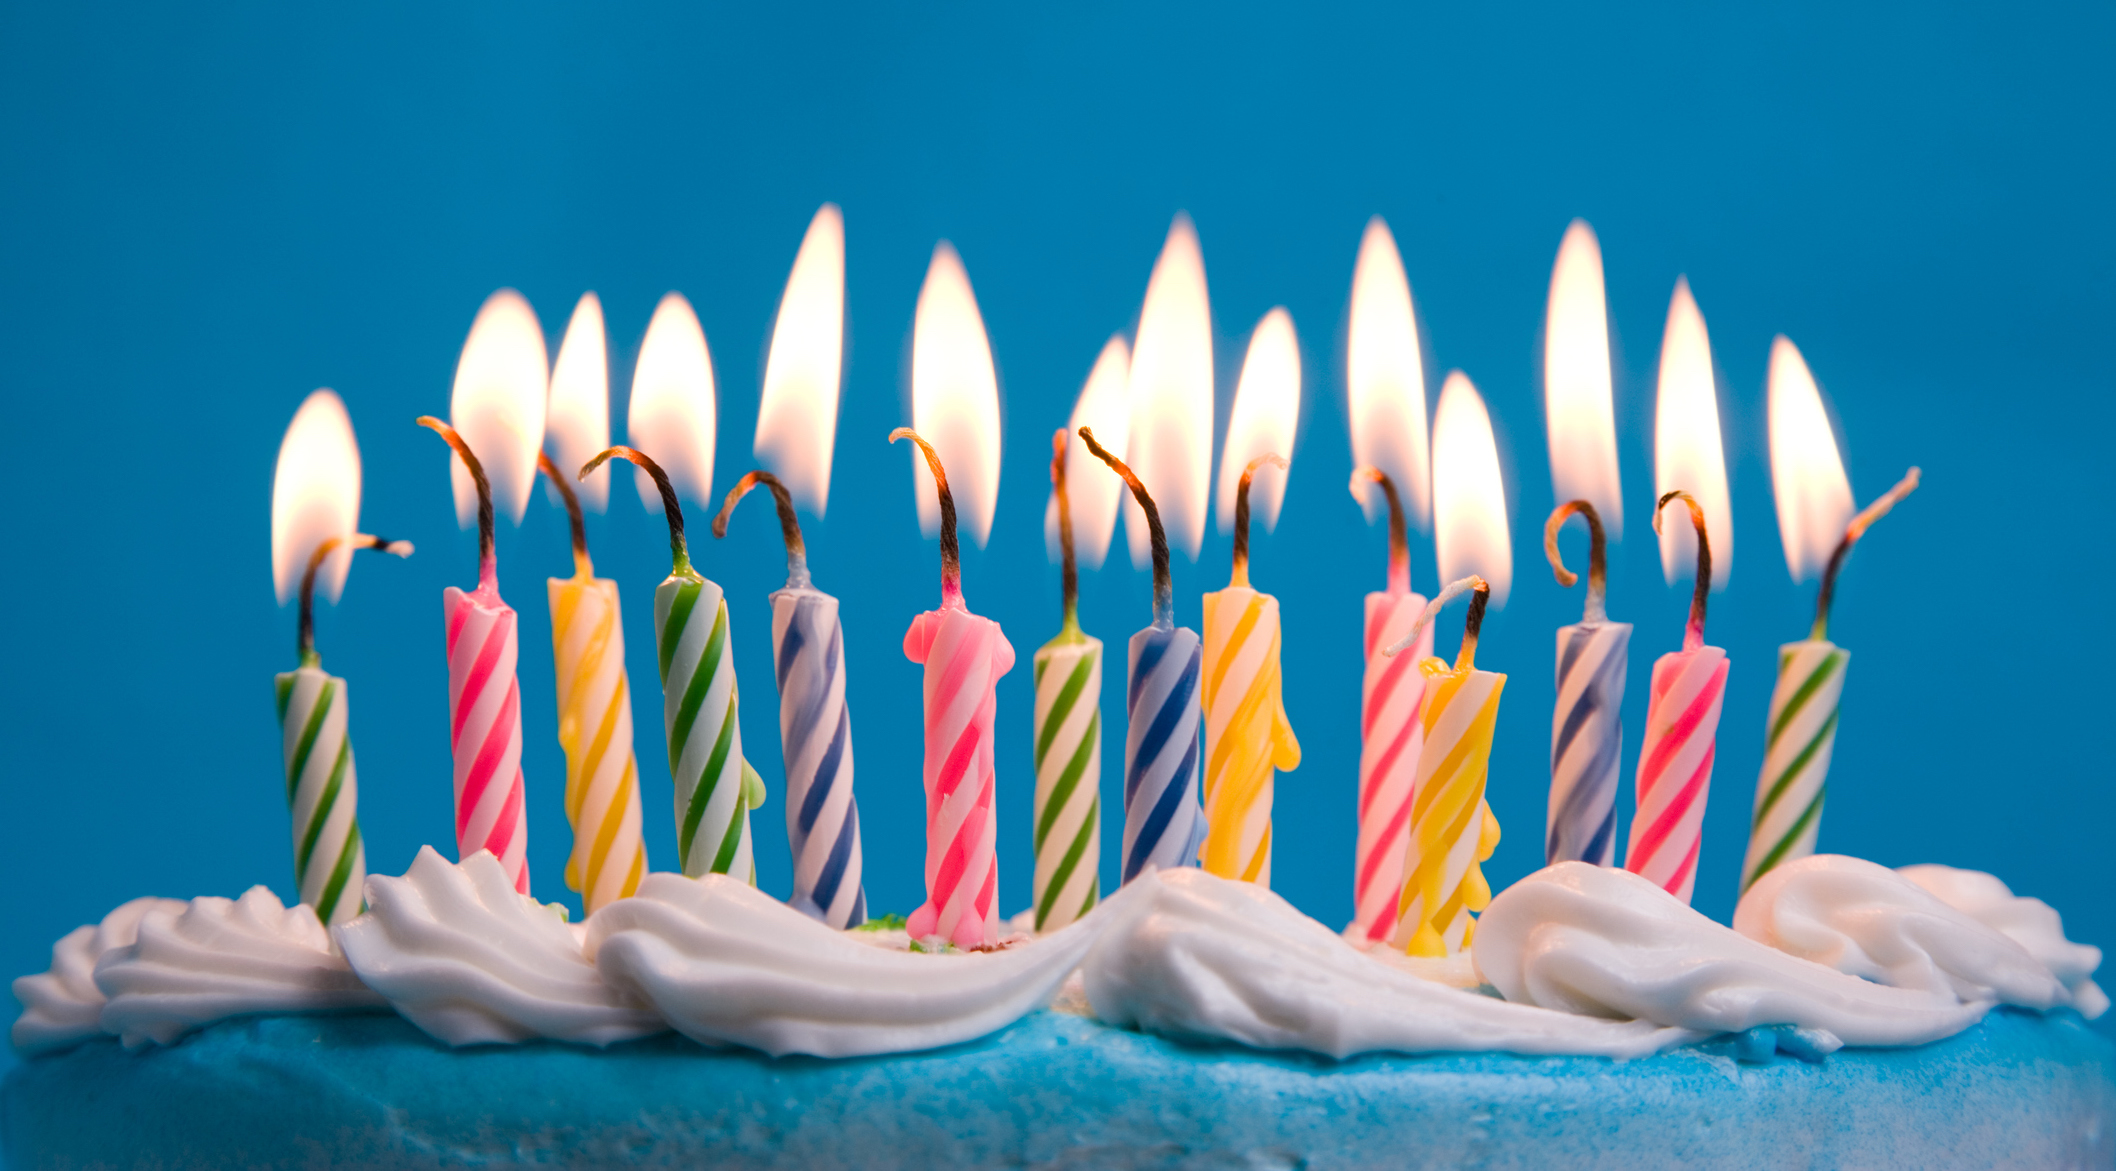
<box><xmin>8</xmin><ymin>223</ymin><xmax>2116</xmax><ymax>1169</ymax></box>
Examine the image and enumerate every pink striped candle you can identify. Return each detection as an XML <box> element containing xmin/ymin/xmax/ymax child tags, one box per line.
<box><xmin>1345</xmin><ymin>467</ymin><xmax>1436</xmax><ymax>945</ymax></box>
<box><xmin>894</xmin><ymin>429</ymin><xmax>1016</xmax><ymax>950</ymax></box>
<box><xmin>421</xmin><ymin>418</ymin><xmax>531</xmax><ymax>894</ymax></box>
<box><xmin>1624</xmin><ymin>490</ymin><xmax>1728</xmax><ymax>904</ymax></box>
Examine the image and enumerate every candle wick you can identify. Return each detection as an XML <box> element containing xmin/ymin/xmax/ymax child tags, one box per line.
<box><xmin>582</xmin><ymin>446</ymin><xmax>691</xmax><ymax>575</ymax></box>
<box><xmin>1544</xmin><ymin>500</ymin><xmax>1609</xmax><ymax>625</ymax></box>
<box><xmin>1811</xmin><ymin>467</ymin><xmax>1920</xmax><ymax>643</ymax></box>
<box><xmin>1385</xmin><ymin>574</ymin><xmax>1487</xmax><ymax>660</ymax></box>
<box><xmin>891</xmin><ymin>428</ymin><xmax>961</xmax><ymax>601</ymax></box>
<box><xmin>1229</xmin><ymin>454</ymin><xmax>1286</xmax><ymax>590</ymax></box>
<box><xmin>1050</xmin><ymin>429</ymin><xmax>1080</xmax><ymax>631</ymax></box>
<box><xmin>296</xmin><ymin>533</ymin><xmax>412</xmax><ymax>664</ymax></box>
<box><xmin>1349</xmin><ymin>466</ymin><xmax>1412</xmax><ymax>595</ymax></box>
<box><xmin>712</xmin><ymin>470</ymin><xmax>811</xmax><ymax>590</ymax></box>
<box><xmin>418</xmin><ymin>417</ymin><xmax>496</xmax><ymax>570</ymax></box>
<box><xmin>1078</xmin><ymin>426</ymin><xmax>1173</xmax><ymax>630</ymax></box>
<box><xmin>1654</xmin><ymin>490</ymin><xmax>1711</xmax><ymax>651</ymax></box>
<box><xmin>537</xmin><ymin>452</ymin><xmax>595</xmax><ymax>579</ymax></box>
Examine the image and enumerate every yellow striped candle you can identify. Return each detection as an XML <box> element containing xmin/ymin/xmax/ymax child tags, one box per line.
<box><xmin>1386</xmin><ymin>576</ymin><xmax>1505</xmax><ymax>957</ymax></box>
<box><xmin>540</xmin><ymin>454</ymin><xmax>646</xmax><ymax>915</ymax></box>
<box><xmin>1199</xmin><ymin>455</ymin><xmax>1299</xmax><ymax>886</ymax></box>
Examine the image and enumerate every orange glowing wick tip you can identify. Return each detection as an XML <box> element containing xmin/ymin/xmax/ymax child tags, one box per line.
<box><xmin>1545</xmin><ymin>500</ymin><xmax>1610</xmax><ymax>625</ymax></box>
<box><xmin>890</xmin><ymin>428</ymin><xmax>962</xmax><ymax>606</ymax></box>
<box><xmin>1049</xmin><ymin>429</ymin><xmax>1079</xmax><ymax>630</ymax></box>
<box><xmin>296</xmin><ymin>534</ymin><xmax>412</xmax><ymax>666</ymax></box>
<box><xmin>1654</xmin><ymin>490</ymin><xmax>1712</xmax><ymax>652</ymax></box>
<box><xmin>1077</xmin><ymin>426</ymin><xmax>1173</xmax><ymax>631</ymax></box>
<box><xmin>1812</xmin><ymin>467</ymin><xmax>1920</xmax><ymax>642</ymax></box>
<box><xmin>416</xmin><ymin>416</ymin><xmax>497</xmax><ymax>578</ymax></box>
<box><xmin>712</xmin><ymin>470</ymin><xmax>809</xmax><ymax>589</ymax></box>
<box><xmin>580</xmin><ymin>446</ymin><xmax>692</xmax><ymax>577</ymax></box>
<box><xmin>1385</xmin><ymin>574</ymin><xmax>1490</xmax><ymax>670</ymax></box>
<box><xmin>1228</xmin><ymin>453</ymin><xmax>1288</xmax><ymax>589</ymax></box>
<box><xmin>1350</xmin><ymin>466</ymin><xmax>1411</xmax><ymax>594</ymax></box>
<box><xmin>536</xmin><ymin>451</ymin><xmax>592</xmax><ymax>579</ymax></box>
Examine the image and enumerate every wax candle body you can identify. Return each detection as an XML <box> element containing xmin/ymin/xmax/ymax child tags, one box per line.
<box><xmin>654</xmin><ymin>571</ymin><xmax>764</xmax><ymax>882</ymax></box>
<box><xmin>275</xmin><ymin>664</ymin><xmax>367</xmax><ymax>925</ymax></box>
<box><xmin>1031</xmin><ymin>632</ymin><xmax>1101</xmax><ymax>931</ymax></box>
<box><xmin>1625</xmin><ymin>644</ymin><xmax>1729</xmax><ymax>903</ymax></box>
<box><xmin>1741</xmin><ymin>640</ymin><xmax>1847</xmax><ymax>891</ymax></box>
<box><xmin>443</xmin><ymin>576</ymin><xmax>531</xmax><ymax>893</ymax></box>
<box><xmin>1199</xmin><ymin>586</ymin><xmax>1301</xmax><ymax>885</ymax></box>
<box><xmin>1390</xmin><ymin>664</ymin><xmax>1505</xmax><ymax>956</ymax></box>
<box><xmin>904</xmin><ymin>601</ymin><xmax>1015</xmax><ymax>949</ymax></box>
<box><xmin>771</xmin><ymin>583</ymin><xmax>866</xmax><ymax>928</ymax></box>
<box><xmin>548</xmin><ymin>574</ymin><xmax>646</xmax><ymax>915</ymax></box>
<box><xmin>1347</xmin><ymin>588</ymin><xmax>1433</xmax><ymax>944</ymax></box>
<box><xmin>1122</xmin><ymin>624</ymin><xmax>1205</xmax><ymax>883</ymax></box>
<box><xmin>1547</xmin><ymin>620</ymin><xmax>1632</xmax><ymax>866</ymax></box>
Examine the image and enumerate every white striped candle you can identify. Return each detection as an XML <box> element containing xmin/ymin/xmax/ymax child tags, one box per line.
<box><xmin>1031</xmin><ymin>431</ymin><xmax>1102</xmax><ymax>932</ymax></box>
<box><xmin>1542</xmin><ymin>501</ymin><xmax>1629</xmax><ymax>868</ymax></box>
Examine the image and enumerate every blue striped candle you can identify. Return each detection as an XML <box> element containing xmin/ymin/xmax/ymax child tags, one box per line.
<box><xmin>1543</xmin><ymin>501</ymin><xmax>1629</xmax><ymax>866</ymax></box>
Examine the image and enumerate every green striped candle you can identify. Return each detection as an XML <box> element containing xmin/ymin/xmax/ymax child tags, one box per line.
<box><xmin>587</xmin><ymin>445</ymin><xmax>765</xmax><ymax>883</ymax></box>
<box><xmin>1032</xmin><ymin>429</ymin><xmax>1102</xmax><ymax>932</ymax></box>
<box><xmin>1741</xmin><ymin>468</ymin><xmax>1919</xmax><ymax>892</ymax></box>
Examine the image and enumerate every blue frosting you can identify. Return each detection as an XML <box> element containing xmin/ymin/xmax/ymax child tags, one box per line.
<box><xmin>5</xmin><ymin>1007</ymin><xmax>2113</xmax><ymax>1169</ymax></box>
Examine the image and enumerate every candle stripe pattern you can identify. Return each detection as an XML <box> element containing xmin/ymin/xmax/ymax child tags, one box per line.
<box><xmin>1200</xmin><ymin>588</ymin><xmax>1301</xmax><ymax>886</ymax></box>
<box><xmin>1547</xmin><ymin>621</ymin><xmax>1632</xmax><ymax>867</ymax></box>
<box><xmin>1624</xmin><ymin>645</ymin><xmax>1730</xmax><ymax>904</ymax></box>
<box><xmin>1741</xmin><ymin>641</ymin><xmax>1848</xmax><ymax>892</ymax></box>
<box><xmin>1390</xmin><ymin>667</ymin><xmax>1506</xmax><ymax>957</ymax></box>
<box><xmin>904</xmin><ymin>606</ymin><xmax>1016</xmax><ymax>949</ymax></box>
<box><xmin>1347</xmin><ymin>589</ymin><xmax>1433</xmax><ymax>944</ymax></box>
<box><xmin>656</xmin><ymin>574</ymin><xmax>759</xmax><ymax>883</ymax></box>
<box><xmin>1032</xmin><ymin>636</ymin><xmax>1102</xmax><ymax>931</ymax></box>
<box><xmin>275</xmin><ymin>666</ymin><xmax>367</xmax><ymax>925</ymax></box>
<box><xmin>444</xmin><ymin>585</ymin><xmax>531</xmax><ymax>894</ymax></box>
<box><xmin>772</xmin><ymin>586</ymin><xmax>867</xmax><ymax>929</ymax></box>
<box><xmin>1122</xmin><ymin>625</ymin><xmax>1205</xmax><ymax>884</ymax></box>
<box><xmin>549</xmin><ymin>576</ymin><xmax>647</xmax><ymax>915</ymax></box>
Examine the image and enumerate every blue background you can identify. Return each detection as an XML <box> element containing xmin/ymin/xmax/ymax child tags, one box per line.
<box><xmin>4</xmin><ymin>0</ymin><xmax>2111</xmax><ymax>1071</ymax></box>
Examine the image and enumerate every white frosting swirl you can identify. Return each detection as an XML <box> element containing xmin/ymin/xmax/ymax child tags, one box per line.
<box><xmin>588</xmin><ymin>871</ymin><xmax>1103</xmax><ymax>1058</ymax></box>
<box><xmin>11</xmin><ymin>896</ymin><xmax>187</xmax><ymax>1055</ymax></box>
<box><xmin>1733</xmin><ymin>855</ymin><xmax>2065</xmax><ymax>1012</ymax></box>
<box><xmin>94</xmin><ymin>886</ymin><xmax>384</xmax><ymax>1048</ymax></box>
<box><xmin>1474</xmin><ymin>862</ymin><xmax>1988</xmax><ymax>1048</ymax></box>
<box><xmin>337</xmin><ymin>847</ymin><xmax>661</xmax><ymax>1047</ymax></box>
<box><xmin>1897</xmin><ymin>863</ymin><xmax>2107</xmax><ymax>1019</ymax></box>
<box><xmin>1079</xmin><ymin>868</ymin><xmax>1691</xmax><ymax>1059</ymax></box>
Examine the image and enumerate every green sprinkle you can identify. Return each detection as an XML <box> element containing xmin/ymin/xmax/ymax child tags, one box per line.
<box><xmin>854</xmin><ymin>913</ymin><xmax>908</xmax><ymax>933</ymax></box>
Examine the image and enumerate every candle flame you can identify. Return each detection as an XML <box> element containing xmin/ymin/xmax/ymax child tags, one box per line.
<box><xmin>1046</xmin><ymin>335</ymin><xmax>1131</xmax><ymax>568</ymax></box>
<box><xmin>545</xmin><ymin>293</ymin><xmax>610</xmax><ymax>513</ymax></box>
<box><xmin>1216</xmin><ymin>307</ymin><xmax>1300</xmax><ymax>534</ymax></box>
<box><xmin>909</xmin><ymin>241</ymin><xmax>1002</xmax><ymax>547</ymax></box>
<box><xmin>448</xmin><ymin>290</ymin><xmax>548</xmax><ymax>527</ymax></box>
<box><xmin>1766</xmin><ymin>336</ymin><xmax>1853</xmax><ymax>582</ymax></box>
<box><xmin>1347</xmin><ymin>216</ymin><xmax>1429</xmax><ymax>529</ymax></box>
<box><xmin>1123</xmin><ymin>213</ymin><xmax>1214</xmax><ymax>567</ymax></box>
<box><xmin>626</xmin><ymin>292</ymin><xmax>717</xmax><ymax>513</ymax></box>
<box><xmin>271</xmin><ymin>389</ymin><xmax>363</xmax><ymax>603</ymax></box>
<box><xmin>755</xmin><ymin>204</ymin><xmax>846</xmax><ymax>517</ymax></box>
<box><xmin>1652</xmin><ymin>278</ymin><xmax>1732</xmax><ymax>590</ymax></box>
<box><xmin>1432</xmin><ymin>372</ymin><xmax>1512</xmax><ymax>607</ymax></box>
<box><xmin>1544</xmin><ymin>220</ymin><xmax>1622</xmax><ymax>539</ymax></box>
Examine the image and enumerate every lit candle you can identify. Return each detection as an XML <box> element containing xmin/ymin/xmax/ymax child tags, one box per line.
<box><xmin>1625</xmin><ymin>492</ymin><xmax>1728</xmax><ymax>904</ymax></box>
<box><xmin>1741</xmin><ymin>344</ymin><xmax>1921</xmax><ymax>890</ymax></box>
<box><xmin>1030</xmin><ymin>430</ymin><xmax>1103</xmax><ymax>931</ymax></box>
<box><xmin>1384</xmin><ymin>576</ymin><xmax>1504</xmax><ymax>957</ymax></box>
<box><xmin>271</xmin><ymin>390</ymin><xmax>410</xmax><ymax>925</ymax></box>
<box><xmin>1078</xmin><ymin>427</ymin><xmax>1205</xmax><ymax>885</ymax></box>
<box><xmin>893</xmin><ymin>428</ymin><xmax>1015</xmax><ymax>950</ymax></box>
<box><xmin>1198</xmin><ymin>455</ymin><xmax>1300</xmax><ymax>885</ymax></box>
<box><xmin>1541</xmin><ymin>502</ymin><xmax>1630</xmax><ymax>866</ymax></box>
<box><xmin>418</xmin><ymin>417</ymin><xmax>533</xmax><ymax>894</ymax></box>
<box><xmin>713</xmin><ymin>471</ymin><xmax>867</xmax><ymax>928</ymax></box>
<box><xmin>583</xmin><ymin>446</ymin><xmax>765</xmax><ymax>883</ymax></box>
<box><xmin>1345</xmin><ymin>467</ymin><xmax>1435</xmax><ymax>945</ymax></box>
